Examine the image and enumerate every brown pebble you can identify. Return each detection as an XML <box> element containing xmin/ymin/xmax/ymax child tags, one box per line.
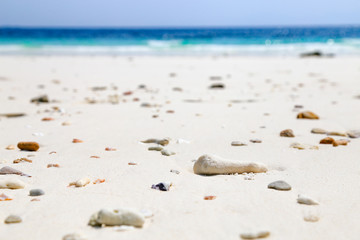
<box><xmin>17</xmin><ymin>142</ymin><xmax>40</xmax><ymax>151</ymax></box>
<box><xmin>72</xmin><ymin>138</ymin><xmax>83</xmax><ymax>143</ymax></box>
<box><xmin>49</xmin><ymin>151</ymin><xmax>57</xmax><ymax>154</ymax></box>
<box><xmin>280</xmin><ymin>129</ymin><xmax>295</xmax><ymax>137</ymax></box>
<box><xmin>123</xmin><ymin>91</ymin><xmax>133</xmax><ymax>96</ymax></box>
<box><xmin>90</xmin><ymin>156</ymin><xmax>100</xmax><ymax>158</ymax></box>
<box><xmin>13</xmin><ymin>158</ymin><xmax>32</xmax><ymax>164</ymax></box>
<box><xmin>42</xmin><ymin>117</ymin><xmax>54</xmax><ymax>121</ymax></box>
<box><xmin>128</xmin><ymin>162</ymin><xmax>137</xmax><ymax>165</ymax></box>
<box><xmin>31</xmin><ymin>198</ymin><xmax>40</xmax><ymax>202</ymax></box>
<box><xmin>5</xmin><ymin>145</ymin><xmax>15</xmax><ymax>150</ymax></box>
<box><xmin>166</xmin><ymin>110</ymin><xmax>175</xmax><ymax>114</ymax></box>
<box><xmin>105</xmin><ymin>147</ymin><xmax>116</xmax><ymax>151</ymax></box>
<box><xmin>311</xmin><ymin>128</ymin><xmax>327</xmax><ymax>134</ymax></box>
<box><xmin>297</xmin><ymin>111</ymin><xmax>319</xmax><ymax>119</ymax></box>
<box><xmin>320</xmin><ymin>137</ymin><xmax>335</xmax><ymax>144</ymax></box>
<box><xmin>47</xmin><ymin>164</ymin><xmax>60</xmax><ymax>168</ymax></box>
<box><xmin>333</xmin><ymin>139</ymin><xmax>349</xmax><ymax>147</ymax></box>
<box><xmin>250</xmin><ymin>139</ymin><xmax>262</xmax><ymax>143</ymax></box>
<box><xmin>204</xmin><ymin>196</ymin><xmax>216</xmax><ymax>200</ymax></box>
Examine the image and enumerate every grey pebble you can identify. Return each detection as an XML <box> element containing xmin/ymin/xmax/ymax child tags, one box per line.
<box><xmin>4</xmin><ymin>215</ymin><xmax>22</xmax><ymax>224</ymax></box>
<box><xmin>268</xmin><ymin>180</ymin><xmax>291</xmax><ymax>191</ymax></box>
<box><xmin>29</xmin><ymin>189</ymin><xmax>45</xmax><ymax>196</ymax></box>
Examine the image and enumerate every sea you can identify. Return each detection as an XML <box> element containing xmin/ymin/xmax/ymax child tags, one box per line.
<box><xmin>1</xmin><ymin>26</ymin><xmax>360</xmax><ymax>56</ymax></box>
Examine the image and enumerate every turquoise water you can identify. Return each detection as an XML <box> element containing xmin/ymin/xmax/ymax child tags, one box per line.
<box><xmin>1</xmin><ymin>27</ymin><xmax>360</xmax><ymax>55</ymax></box>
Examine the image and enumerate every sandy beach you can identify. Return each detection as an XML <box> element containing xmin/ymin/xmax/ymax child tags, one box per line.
<box><xmin>1</xmin><ymin>55</ymin><xmax>360</xmax><ymax>239</ymax></box>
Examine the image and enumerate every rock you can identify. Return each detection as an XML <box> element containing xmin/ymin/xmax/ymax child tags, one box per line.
<box><xmin>42</xmin><ymin>117</ymin><xmax>54</xmax><ymax>121</ymax></box>
<box><xmin>151</xmin><ymin>182</ymin><xmax>172</xmax><ymax>191</ymax></box>
<box><xmin>0</xmin><ymin>166</ymin><xmax>31</xmax><ymax>177</ymax></box>
<box><xmin>333</xmin><ymin>139</ymin><xmax>349</xmax><ymax>147</ymax></box>
<box><xmin>62</xmin><ymin>233</ymin><xmax>87</xmax><ymax>240</ymax></box>
<box><xmin>209</xmin><ymin>83</ymin><xmax>225</xmax><ymax>89</ymax></box>
<box><xmin>311</xmin><ymin>128</ymin><xmax>327</xmax><ymax>134</ymax></box>
<box><xmin>204</xmin><ymin>196</ymin><xmax>216</xmax><ymax>200</ymax></box>
<box><xmin>193</xmin><ymin>154</ymin><xmax>267</xmax><ymax>175</ymax></box>
<box><xmin>69</xmin><ymin>177</ymin><xmax>90</xmax><ymax>187</ymax></box>
<box><xmin>176</xmin><ymin>138</ymin><xmax>191</xmax><ymax>144</ymax></box>
<box><xmin>17</xmin><ymin>142</ymin><xmax>40</xmax><ymax>151</ymax></box>
<box><xmin>297</xmin><ymin>111</ymin><xmax>319</xmax><ymax>119</ymax></box>
<box><xmin>0</xmin><ymin>113</ymin><xmax>26</xmax><ymax>118</ymax></box>
<box><xmin>347</xmin><ymin>130</ymin><xmax>360</xmax><ymax>138</ymax></box>
<box><xmin>304</xmin><ymin>214</ymin><xmax>319</xmax><ymax>222</ymax></box>
<box><xmin>5</xmin><ymin>145</ymin><xmax>15</xmax><ymax>150</ymax></box>
<box><xmin>4</xmin><ymin>215</ymin><xmax>22</xmax><ymax>224</ymax></box>
<box><xmin>297</xmin><ymin>194</ymin><xmax>319</xmax><ymax>205</ymax></box>
<box><xmin>319</xmin><ymin>137</ymin><xmax>335</xmax><ymax>144</ymax></box>
<box><xmin>91</xmin><ymin>86</ymin><xmax>107</xmax><ymax>91</ymax></box>
<box><xmin>47</xmin><ymin>163</ymin><xmax>60</xmax><ymax>168</ymax></box>
<box><xmin>290</xmin><ymin>142</ymin><xmax>319</xmax><ymax>150</ymax></box>
<box><xmin>141</xmin><ymin>138</ymin><xmax>169</xmax><ymax>146</ymax></box>
<box><xmin>327</xmin><ymin>131</ymin><xmax>347</xmax><ymax>137</ymax></box>
<box><xmin>62</xmin><ymin>121</ymin><xmax>71</xmax><ymax>126</ymax></box>
<box><xmin>89</xmin><ymin>208</ymin><xmax>145</xmax><ymax>227</ymax></box>
<box><xmin>0</xmin><ymin>179</ymin><xmax>25</xmax><ymax>189</ymax></box>
<box><xmin>72</xmin><ymin>138</ymin><xmax>83</xmax><ymax>143</ymax></box>
<box><xmin>31</xmin><ymin>95</ymin><xmax>49</xmax><ymax>103</ymax></box>
<box><xmin>249</xmin><ymin>139</ymin><xmax>262</xmax><ymax>143</ymax></box>
<box><xmin>0</xmin><ymin>193</ymin><xmax>12</xmax><ymax>201</ymax></box>
<box><xmin>240</xmin><ymin>230</ymin><xmax>270</xmax><ymax>239</ymax></box>
<box><xmin>170</xmin><ymin>169</ymin><xmax>180</xmax><ymax>174</ymax></box>
<box><xmin>13</xmin><ymin>158</ymin><xmax>32</xmax><ymax>164</ymax></box>
<box><xmin>231</xmin><ymin>141</ymin><xmax>247</xmax><ymax>146</ymax></box>
<box><xmin>29</xmin><ymin>189</ymin><xmax>45</xmax><ymax>196</ymax></box>
<box><xmin>148</xmin><ymin>146</ymin><xmax>163</xmax><ymax>151</ymax></box>
<box><xmin>280</xmin><ymin>129</ymin><xmax>295</xmax><ymax>137</ymax></box>
<box><xmin>161</xmin><ymin>149</ymin><xmax>175</xmax><ymax>156</ymax></box>
<box><xmin>300</xmin><ymin>51</ymin><xmax>323</xmax><ymax>57</ymax></box>
<box><xmin>268</xmin><ymin>180</ymin><xmax>291</xmax><ymax>191</ymax></box>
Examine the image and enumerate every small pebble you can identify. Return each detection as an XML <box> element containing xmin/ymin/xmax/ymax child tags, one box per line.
<box><xmin>31</xmin><ymin>95</ymin><xmax>49</xmax><ymax>103</ymax></box>
<box><xmin>231</xmin><ymin>141</ymin><xmax>247</xmax><ymax>146</ymax></box>
<box><xmin>319</xmin><ymin>137</ymin><xmax>335</xmax><ymax>144</ymax></box>
<box><xmin>17</xmin><ymin>142</ymin><xmax>40</xmax><ymax>151</ymax></box>
<box><xmin>89</xmin><ymin>208</ymin><xmax>145</xmax><ymax>227</ymax></box>
<box><xmin>47</xmin><ymin>163</ymin><xmax>60</xmax><ymax>168</ymax></box>
<box><xmin>4</xmin><ymin>215</ymin><xmax>22</xmax><ymax>224</ymax></box>
<box><xmin>268</xmin><ymin>180</ymin><xmax>291</xmax><ymax>191</ymax></box>
<box><xmin>13</xmin><ymin>158</ymin><xmax>32</xmax><ymax>164</ymax></box>
<box><xmin>209</xmin><ymin>83</ymin><xmax>225</xmax><ymax>89</ymax></box>
<box><xmin>304</xmin><ymin>214</ymin><xmax>320</xmax><ymax>222</ymax></box>
<box><xmin>0</xmin><ymin>193</ymin><xmax>12</xmax><ymax>201</ymax></box>
<box><xmin>240</xmin><ymin>230</ymin><xmax>270</xmax><ymax>239</ymax></box>
<box><xmin>142</xmin><ymin>138</ymin><xmax>169</xmax><ymax>146</ymax></box>
<box><xmin>62</xmin><ymin>121</ymin><xmax>71</xmax><ymax>126</ymax></box>
<box><xmin>161</xmin><ymin>149</ymin><xmax>175</xmax><ymax>156</ymax></box>
<box><xmin>280</xmin><ymin>129</ymin><xmax>295</xmax><ymax>137</ymax></box>
<box><xmin>170</xmin><ymin>169</ymin><xmax>180</xmax><ymax>174</ymax></box>
<box><xmin>93</xmin><ymin>179</ymin><xmax>105</xmax><ymax>184</ymax></box>
<box><xmin>128</xmin><ymin>162</ymin><xmax>137</xmax><ymax>165</ymax></box>
<box><xmin>29</xmin><ymin>189</ymin><xmax>45</xmax><ymax>196</ymax></box>
<box><xmin>151</xmin><ymin>182</ymin><xmax>172</xmax><ymax>191</ymax></box>
<box><xmin>69</xmin><ymin>177</ymin><xmax>90</xmax><ymax>187</ymax></box>
<box><xmin>105</xmin><ymin>147</ymin><xmax>116</xmax><ymax>151</ymax></box>
<box><xmin>311</xmin><ymin>128</ymin><xmax>327</xmax><ymax>134</ymax></box>
<box><xmin>42</xmin><ymin>117</ymin><xmax>54</xmax><ymax>121</ymax></box>
<box><xmin>290</xmin><ymin>142</ymin><xmax>319</xmax><ymax>150</ymax></box>
<box><xmin>72</xmin><ymin>138</ymin><xmax>83</xmax><ymax>143</ymax></box>
<box><xmin>204</xmin><ymin>196</ymin><xmax>216</xmax><ymax>200</ymax></box>
<box><xmin>5</xmin><ymin>145</ymin><xmax>15</xmax><ymax>150</ymax></box>
<box><xmin>148</xmin><ymin>146</ymin><xmax>163</xmax><ymax>151</ymax></box>
<box><xmin>327</xmin><ymin>131</ymin><xmax>347</xmax><ymax>137</ymax></box>
<box><xmin>297</xmin><ymin>194</ymin><xmax>319</xmax><ymax>205</ymax></box>
<box><xmin>347</xmin><ymin>130</ymin><xmax>360</xmax><ymax>138</ymax></box>
<box><xmin>62</xmin><ymin>233</ymin><xmax>87</xmax><ymax>240</ymax></box>
<box><xmin>333</xmin><ymin>139</ymin><xmax>349</xmax><ymax>146</ymax></box>
<box><xmin>250</xmin><ymin>139</ymin><xmax>262</xmax><ymax>143</ymax></box>
<box><xmin>297</xmin><ymin>111</ymin><xmax>319</xmax><ymax>119</ymax></box>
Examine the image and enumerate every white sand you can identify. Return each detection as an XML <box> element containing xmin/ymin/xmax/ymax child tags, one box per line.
<box><xmin>0</xmin><ymin>56</ymin><xmax>360</xmax><ymax>239</ymax></box>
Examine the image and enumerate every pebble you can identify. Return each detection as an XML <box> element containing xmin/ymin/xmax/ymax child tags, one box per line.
<box><xmin>128</xmin><ymin>162</ymin><xmax>137</xmax><ymax>165</ymax></box>
<box><xmin>170</xmin><ymin>169</ymin><xmax>180</xmax><ymax>174</ymax></box>
<box><xmin>209</xmin><ymin>83</ymin><xmax>225</xmax><ymax>89</ymax></box>
<box><xmin>297</xmin><ymin>111</ymin><xmax>319</xmax><ymax>119</ymax></box>
<box><xmin>62</xmin><ymin>121</ymin><xmax>71</xmax><ymax>126</ymax></box>
<box><xmin>29</xmin><ymin>189</ymin><xmax>45</xmax><ymax>196</ymax></box>
<box><xmin>62</xmin><ymin>233</ymin><xmax>87</xmax><ymax>240</ymax></box>
<box><xmin>347</xmin><ymin>130</ymin><xmax>360</xmax><ymax>138</ymax></box>
<box><xmin>31</xmin><ymin>95</ymin><xmax>49</xmax><ymax>103</ymax></box>
<box><xmin>13</xmin><ymin>158</ymin><xmax>32</xmax><ymax>164</ymax></box>
<box><xmin>250</xmin><ymin>139</ymin><xmax>262</xmax><ymax>143</ymax></box>
<box><xmin>176</xmin><ymin>138</ymin><xmax>191</xmax><ymax>144</ymax></box>
<box><xmin>42</xmin><ymin>117</ymin><xmax>54</xmax><ymax>121</ymax></box>
<box><xmin>231</xmin><ymin>141</ymin><xmax>247</xmax><ymax>146</ymax></box>
<box><xmin>141</xmin><ymin>138</ymin><xmax>169</xmax><ymax>146</ymax></box>
<box><xmin>69</xmin><ymin>177</ymin><xmax>90</xmax><ymax>187</ymax></box>
<box><xmin>93</xmin><ymin>179</ymin><xmax>105</xmax><ymax>184</ymax></box>
<box><xmin>4</xmin><ymin>215</ymin><xmax>22</xmax><ymax>224</ymax></box>
<box><xmin>47</xmin><ymin>163</ymin><xmax>60</xmax><ymax>168</ymax></box>
<box><xmin>319</xmin><ymin>137</ymin><xmax>335</xmax><ymax>144</ymax></box>
<box><xmin>193</xmin><ymin>154</ymin><xmax>267</xmax><ymax>175</ymax></box>
<box><xmin>32</xmin><ymin>132</ymin><xmax>44</xmax><ymax>137</ymax></box>
<box><xmin>304</xmin><ymin>214</ymin><xmax>320</xmax><ymax>222</ymax></box>
<box><xmin>290</xmin><ymin>142</ymin><xmax>319</xmax><ymax>150</ymax></box>
<box><xmin>297</xmin><ymin>194</ymin><xmax>319</xmax><ymax>205</ymax></box>
<box><xmin>72</xmin><ymin>138</ymin><xmax>83</xmax><ymax>143</ymax></box>
<box><xmin>148</xmin><ymin>146</ymin><xmax>163</xmax><ymax>151</ymax></box>
<box><xmin>204</xmin><ymin>196</ymin><xmax>216</xmax><ymax>200</ymax></box>
<box><xmin>333</xmin><ymin>139</ymin><xmax>349</xmax><ymax>147</ymax></box>
<box><xmin>0</xmin><ymin>193</ymin><xmax>12</xmax><ymax>201</ymax></box>
<box><xmin>161</xmin><ymin>149</ymin><xmax>175</xmax><ymax>156</ymax></box>
<box><xmin>311</xmin><ymin>128</ymin><xmax>327</xmax><ymax>134</ymax></box>
<box><xmin>327</xmin><ymin>131</ymin><xmax>347</xmax><ymax>137</ymax></box>
<box><xmin>17</xmin><ymin>141</ymin><xmax>40</xmax><ymax>151</ymax></box>
<box><xmin>151</xmin><ymin>182</ymin><xmax>172</xmax><ymax>191</ymax></box>
<box><xmin>5</xmin><ymin>145</ymin><xmax>15</xmax><ymax>150</ymax></box>
<box><xmin>240</xmin><ymin>230</ymin><xmax>270</xmax><ymax>239</ymax></box>
<box><xmin>0</xmin><ymin>113</ymin><xmax>26</xmax><ymax>118</ymax></box>
<box><xmin>280</xmin><ymin>129</ymin><xmax>295</xmax><ymax>137</ymax></box>
<box><xmin>268</xmin><ymin>180</ymin><xmax>291</xmax><ymax>191</ymax></box>
<box><xmin>0</xmin><ymin>166</ymin><xmax>31</xmax><ymax>177</ymax></box>
<box><xmin>89</xmin><ymin>208</ymin><xmax>145</xmax><ymax>227</ymax></box>
<box><xmin>0</xmin><ymin>179</ymin><xmax>25</xmax><ymax>189</ymax></box>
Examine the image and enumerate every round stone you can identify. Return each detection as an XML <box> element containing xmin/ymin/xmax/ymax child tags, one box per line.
<box><xmin>29</xmin><ymin>189</ymin><xmax>45</xmax><ymax>196</ymax></box>
<box><xmin>268</xmin><ymin>180</ymin><xmax>291</xmax><ymax>191</ymax></box>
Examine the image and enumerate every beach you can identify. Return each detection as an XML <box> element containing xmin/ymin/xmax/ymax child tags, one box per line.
<box><xmin>1</xmin><ymin>55</ymin><xmax>360</xmax><ymax>239</ymax></box>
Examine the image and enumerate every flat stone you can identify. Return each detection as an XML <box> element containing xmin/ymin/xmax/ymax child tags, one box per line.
<box><xmin>297</xmin><ymin>111</ymin><xmax>319</xmax><ymax>120</ymax></box>
<box><xmin>347</xmin><ymin>130</ymin><xmax>360</xmax><ymax>138</ymax></box>
<box><xmin>148</xmin><ymin>146</ymin><xmax>163</xmax><ymax>151</ymax></box>
<box><xmin>327</xmin><ymin>131</ymin><xmax>347</xmax><ymax>137</ymax></box>
<box><xmin>290</xmin><ymin>142</ymin><xmax>319</xmax><ymax>150</ymax></box>
<box><xmin>268</xmin><ymin>180</ymin><xmax>291</xmax><ymax>191</ymax></box>
<box><xmin>0</xmin><ymin>166</ymin><xmax>31</xmax><ymax>177</ymax></box>
<box><xmin>231</xmin><ymin>141</ymin><xmax>247</xmax><ymax>146</ymax></box>
<box><xmin>161</xmin><ymin>149</ymin><xmax>175</xmax><ymax>156</ymax></box>
<box><xmin>297</xmin><ymin>194</ymin><xmax>319</xmax><ymax>205</ymax></box>
<box><xmin>311</xmin><ymin>128</ymin><xmax>327</xmax><ymax>134</ymax></box>
<box><xmin>4</xmin><ymin>215</ymin><xmax>22</xmax><ymax>224</ymax></box>
<box><xmin>29</xmin><ymin>189</ymin><xmax>45</xmax><ymax>196</ymax></box>
<box><xmin>89</xmin><ymin>208</ymin><xmax>145</xmax><ymax>227</ymax></box>
<box><xmin>240</xmin><ymin>230</ymin><xmax>270</xmax><ymax>239</ymax></box>
<box><xmin>0</xmin><ymin>179</ymin><xmax>25</xmax><ymax>189</ymax></box>
<box><xmin>280</xmin><ymin>129</ymin><xmax>295</xmax><ymax>137</ymax></box>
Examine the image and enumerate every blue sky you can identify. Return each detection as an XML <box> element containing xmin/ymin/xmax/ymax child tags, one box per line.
<box><xmin>1</xmin><ymin>0</ymin><xmax>360</xmax><ymax>27</ymax></box>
